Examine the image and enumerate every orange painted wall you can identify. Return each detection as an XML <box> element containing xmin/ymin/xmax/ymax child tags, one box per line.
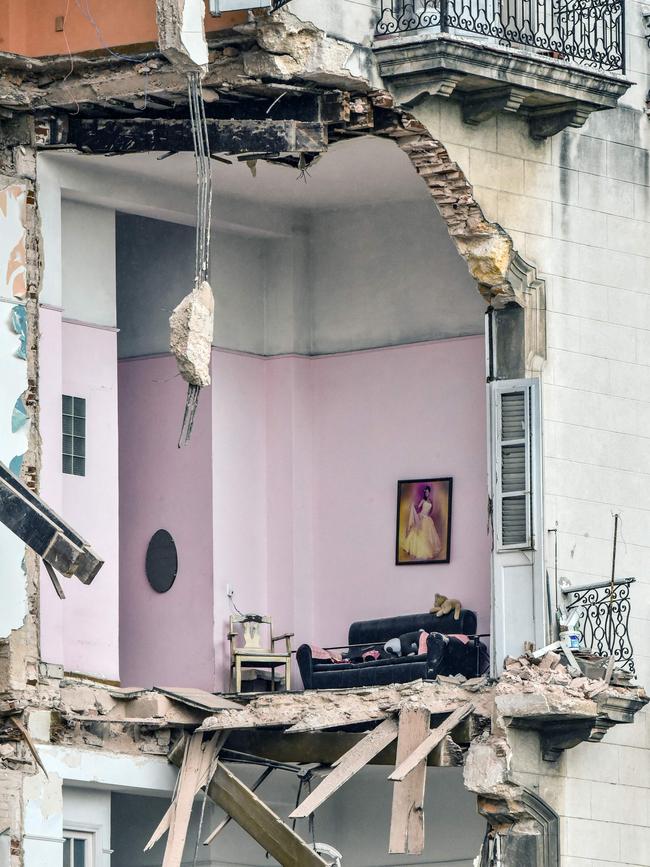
<box><xmin>0</xmin><ymin>0</ymin><xmax>245</xmax><ymax>57</ymax></box>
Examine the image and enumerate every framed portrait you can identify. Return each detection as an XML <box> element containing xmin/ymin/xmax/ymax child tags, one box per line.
<box><xmin>395</xmin><ymin>477</ymin><xmax>452</xmax><ymax>565</ymax></box>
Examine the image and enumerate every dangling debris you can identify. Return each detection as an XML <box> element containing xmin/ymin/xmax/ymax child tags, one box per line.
<box><xmin>171</xmin><ymin>70</ymin><xmax>214</xmax><ymax>447</ymax></box>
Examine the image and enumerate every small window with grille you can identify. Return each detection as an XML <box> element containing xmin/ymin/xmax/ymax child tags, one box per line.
<box><xmin>62</xmin><ymin>395</ymin><xmax>86</xmax><ymax>477</ymax></box>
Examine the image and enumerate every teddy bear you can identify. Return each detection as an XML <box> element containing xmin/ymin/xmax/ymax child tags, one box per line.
<box><xmin>430</xmin><ymin>593</ymin><xmax>462</xmax><ymax>621</ymax></box>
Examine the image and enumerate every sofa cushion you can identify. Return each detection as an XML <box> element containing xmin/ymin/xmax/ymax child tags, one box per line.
<box><xmin>312</xmin><ymin>653</ymin><xmax>428</xmax><ymax>673</ymax></box>
<box><xmin>348</xmin><ymin>610</ymin><xmax>477</xmax><ymax>646</ymax></box>
<box><xmin>311</xmin><ymin>660</ymin><xmax>431</xmax><ymax>690</ymax></box>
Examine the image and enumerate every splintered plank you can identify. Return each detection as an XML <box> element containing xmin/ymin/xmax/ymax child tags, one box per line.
<box><xmin>289</xmin><ymin>716</ymin><xmax>399</xmax><ymax>819</ymax></box>
<box><xmin>389</xmin><ymin>707</ymin><xmax>431</xmax><ymax>855</ymax></box>
<box><xmin>161</xmin><ymin>732</ymin><xmax>207</xmax><ymax>867</ymax></box>
<box><xmin>145</xmin><ymin>732</ymin><xmax>226</xmax><ymax>853</ymax></box>
<box><xmin>388</xmin><ymin>703</ymin><xmax>474</xmax><ymax>783</ymax></box>
<box><xmin>207</xmin><ymin>763</ymin><xmax>328</xmax><ymax>867</ymax></box>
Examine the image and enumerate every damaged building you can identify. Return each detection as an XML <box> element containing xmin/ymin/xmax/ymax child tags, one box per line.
<box><xmin>0</xmin><ymin>0</ymin><xmax>649</xmax><ymax>864</ymax></box>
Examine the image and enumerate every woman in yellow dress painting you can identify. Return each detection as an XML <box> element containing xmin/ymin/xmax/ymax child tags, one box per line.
<box><xmin>403</xmin><ymin>486</ymin><xmax>442</xmax><ymax>560</ymax></box>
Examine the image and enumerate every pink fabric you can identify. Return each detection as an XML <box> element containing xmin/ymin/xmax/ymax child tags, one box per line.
<box><xmin>418</xmin><ymin>631</ymin><xmax>428</xmax><ymax>655</ymax></box>
<box><xmin>361</xmin><ymin>649</ymin><xmax>381</xmax><ymax>661</ymax></box>
<box><xmin>309</xmin><ymin>644</ymin><xmax>345</xmax><ymax>663</ymax></box>
<box><xmin>449</xmin><ymin>633</ymin><xmax>471</xmax><ymax>645</ymax></box>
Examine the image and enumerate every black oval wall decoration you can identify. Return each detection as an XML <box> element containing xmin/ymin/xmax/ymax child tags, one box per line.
<box><xmin>145</xmin><ymin>530</ymin><xmax>178</xmax><ymax>593</ymax></box>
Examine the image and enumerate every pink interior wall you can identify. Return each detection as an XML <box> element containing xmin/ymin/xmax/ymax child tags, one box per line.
<box><xmin>61</xmin><ymin>322</ymin><xmax>120</xmax><ymax>679</ymax></box>
<box><xmin>308</xmin><ymin>336</ymin><xmax>490</xmax><ymax>647</ymax></box>
<box><xmin>214</xmin><ymin>336</ymin><xmax>488</xmax><ymax>687</ymax></box>
<box><xmin>119</xmin><ymin>337</ymin><xmax>487</xmax><ymax>691</ymax></box>
<box><xmin>118</xmin><ymin>354</ymin><xmax>214</xmax><ymax>690</ymax></box>
<box><xmin>211</xmin><ymin>350</ymin><xmax>269</xmax><ymax>688</ymax></box>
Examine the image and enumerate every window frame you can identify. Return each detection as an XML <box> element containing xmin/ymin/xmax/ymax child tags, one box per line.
<box><xmin>62</xmin><ymin>829</ymin><xmax>95</xmax><ymax>867</ymax></box>
<box><xmin>62</xmin><ymin>395</ymin><xmax>86</xmax><ymax>477</ymax></box>
<box><xmin>492</xmin><ymin>378</ymin><xmax>539</xmax><ymax>552</ymax></box>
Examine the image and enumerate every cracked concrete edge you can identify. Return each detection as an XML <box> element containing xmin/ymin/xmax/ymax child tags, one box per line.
<box><xmin>381</xmin><ymin>112</ymin><xmax>516</xmax><ymax>305</ymax></box>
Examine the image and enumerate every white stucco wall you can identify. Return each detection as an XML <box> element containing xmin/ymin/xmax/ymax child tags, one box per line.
<box><xmin>116</xmin><ymin>197</ymin><xmax>483</xmax><ymax>358</ymax></box>
<box><xmin>407</xmin><ymin>6</ymin><xmax>650</xmax><ymax>856</ymax></box>
<box><xmin>61</xmin><ymin>201</ymin><xmax>116</xmax><ymax>328</ymax></box>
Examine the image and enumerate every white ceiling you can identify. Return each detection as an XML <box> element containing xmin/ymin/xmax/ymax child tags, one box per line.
<box><xmin>53</xmin><ymin>135</ymin><xmax>433</xmax><ymax>210</ymax></box>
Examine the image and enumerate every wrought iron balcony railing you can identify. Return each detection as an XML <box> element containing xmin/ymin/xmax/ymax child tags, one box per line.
<box><xmin>375</xmin><ymin>0</ymin><xmax>625</xmax><ymax>73</ymax></box>
<box><xmin>562</xmin><ymin>576</ymin><xmax>636</xmax><ymax>673</ymax></box>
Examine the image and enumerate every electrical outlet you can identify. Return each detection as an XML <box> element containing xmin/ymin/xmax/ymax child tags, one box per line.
<box><xmin>226</xmin><ymin>583</ymin><xmax>234</xmax><ymax>598</ymax></box>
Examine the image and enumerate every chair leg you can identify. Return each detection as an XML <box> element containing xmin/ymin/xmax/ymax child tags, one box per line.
<box><xmin>285</xmin><ymin>659</ymin><xmax>291</xmax><ymax>692</ymax></box>
<box><xmin>235</xmin><ymin>660</ymin><xmax>242</xmax><ymax>694</ymax></box>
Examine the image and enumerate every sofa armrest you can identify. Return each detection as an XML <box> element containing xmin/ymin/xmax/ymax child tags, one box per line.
<box><xmin>296</xmin><ymin>644</ymin><xmax>314</xmax><ymax>689</ymax></box>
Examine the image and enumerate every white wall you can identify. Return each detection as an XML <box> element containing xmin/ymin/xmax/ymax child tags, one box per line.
<box><xmin>405</xmin><ymin>12</ymin><xmax>650</xmax><ymax>857</ymax></box>
<box><xmin>116</xmin><ymin>199</ymin><xmax>483</xmax><ymax>359</ymax></box>
<box><xmin>62</xmin><ymin>201</ymin><xmax>116</xmax><ymax>327</ymax></box>
<box><xmin>63</xmin><ymin>787</ymin><xmax>111</xmax><ymax>867</ymax></box>
<box><xmin>309</xmin><ymin>200</ymin><xmax>484</xmax><ymax>353</ymax></box>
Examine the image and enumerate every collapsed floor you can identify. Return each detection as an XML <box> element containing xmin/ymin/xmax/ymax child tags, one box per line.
<box><xmin>1</xmin><ymin>651</ymin><xmax>645</xmax><ymax>866</ymax></box>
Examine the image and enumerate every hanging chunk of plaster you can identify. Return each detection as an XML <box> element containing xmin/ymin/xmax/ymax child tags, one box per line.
<box><xmin>169</xmin><ymin>280</ymin><xmax>214</xmax><ymax>388</ymax></box>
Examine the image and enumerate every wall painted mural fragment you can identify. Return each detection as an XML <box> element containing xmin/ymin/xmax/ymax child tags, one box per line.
<box><xmin>0</xmin><ymin>183</ymin><xmax>27</xmax><ymax>300</ymax></box>
<box><xmin>0</xmin><ymin>185</ymin><xmax>29</xmax><ymax>637</ymax></box>
<box><xmin>11</xmin><ymin>304</ymin><xmax>27</xmax><ymax>359</ymax></box>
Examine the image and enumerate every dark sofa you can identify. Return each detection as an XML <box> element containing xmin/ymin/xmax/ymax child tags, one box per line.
<box><xmin>297</xmin><ymin>610</ymin><xmax>489</xmax><ymax>690</ymax></box>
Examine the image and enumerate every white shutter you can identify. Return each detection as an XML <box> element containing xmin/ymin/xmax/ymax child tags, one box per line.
<box><xmin>492</xmin><ymin>379</ymin><xmax>539</xmax><ymax>551</ymax></box>
<box><xmin>209</xmin><ymin>0</ymin><xmax>270</xmax><ymax>12</ymax></box>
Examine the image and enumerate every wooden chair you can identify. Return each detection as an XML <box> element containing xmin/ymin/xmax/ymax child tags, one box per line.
<box><xmin>228</xmin><ymin>614</ymin><xmax>294</xmax><ymax>693</ymax></box>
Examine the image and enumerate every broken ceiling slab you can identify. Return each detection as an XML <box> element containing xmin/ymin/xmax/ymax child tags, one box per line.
<box><xmin>154</xmin><ymin>687</ymin><xmax>244</xmax><ymax>713</ymax></box>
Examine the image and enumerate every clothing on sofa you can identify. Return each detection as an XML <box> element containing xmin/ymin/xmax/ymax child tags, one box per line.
<box><xmin>297</xmin><ymin>609</ymin><xmax>489</xmax><ymax>690</ymax></box>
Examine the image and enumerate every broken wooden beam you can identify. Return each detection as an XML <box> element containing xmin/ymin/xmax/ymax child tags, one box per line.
<box><xmin>389</xmin><ymin>703</ymin><xmax>474</xmax><ymax>783</ymax></box>
<box><xmin>161</xmin><ymin>732</ymin><xmax>208</xmax><ymax>867</ymax></box>
<box><xmin>389</xmin><ymin>707</ymin><xmax>430</xmax><ymax>855</ymax></box>
<box><xmin>166</xmin><ymin>734</ymin><xmax>327</xmax><ymax>866</ymax></box>
<box><xmin>146</xmin><ymin>732</ymin><xmax>227</xmax><ymax>853</ymax></box>
<box><xmin>0</xmin><ymin>460</ymin><xmax>103</xmax><ymax>584</ymax></box>
<box><xmin>290</xmin><ymin>717</ymin><xmax>399</xmax><ymax>819</ymax></box>
<box><xmin>202</xmin><ymin>765</ymin><xmax>273</xmax><ymax>845</ymax></box>
<box><xmin>207</xmin><ymin>763</ymin><xmax>327</xmax><ymax>866</ymax></box>
<box><xmin>65</xmin><ymin>117</ymin><xmax>328</xmax><ymax>155</ymax></box>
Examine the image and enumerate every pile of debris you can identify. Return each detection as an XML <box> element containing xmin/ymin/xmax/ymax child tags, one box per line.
<box><xmin>503</xmin><ymin>651</ymin><xmax>615</xmax><ymax>699</ymax></box>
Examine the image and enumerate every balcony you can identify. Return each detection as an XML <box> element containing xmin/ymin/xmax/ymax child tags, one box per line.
<box><xmin>372</xmin><ymin>0</ymin><xmax>630</xmax><ymax>137</ymax></box>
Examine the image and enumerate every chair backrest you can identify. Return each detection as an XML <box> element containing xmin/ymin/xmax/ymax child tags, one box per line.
<box><xmin>230</xmin><ymin>614</ymin><xmax>273</xmax><ymax>651</ymax></box>
<box><xmin>348</xmin><ymin>610</ymin><xmax>477</xmax><ymax>647</ymax></box>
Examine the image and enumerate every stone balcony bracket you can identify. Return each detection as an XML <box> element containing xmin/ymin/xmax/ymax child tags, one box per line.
<box><xmin>373</xmin><ymin>34</ymin><xmax>632</xmax><ymax>138</ymax></box>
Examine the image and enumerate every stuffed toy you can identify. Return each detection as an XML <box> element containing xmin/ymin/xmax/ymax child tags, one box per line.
<box><xmin>384</xmin><ymin>629</ymin><xmax>427</xmax><ymax>657</ymax></box>
<box><xmin>430</xmin><ymin>593</ymin><xmax>462</xmax><ymax>620</ymax></box>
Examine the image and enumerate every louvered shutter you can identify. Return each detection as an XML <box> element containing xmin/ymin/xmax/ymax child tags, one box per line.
<box><xmin>492</xmin><ymin>379</ymin><xmax>538</xmax><ymax>550</ymax></box>
<box><xmin>210</xmin><ymin>0</ymin><xmax>270</xmax><ymax>12</ymax></box>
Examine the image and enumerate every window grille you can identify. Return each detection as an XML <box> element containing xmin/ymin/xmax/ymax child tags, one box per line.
<box><xmin>62</xmin><ymin>395</ymin><xmax>86</xmax><ymax>477</ymax></box>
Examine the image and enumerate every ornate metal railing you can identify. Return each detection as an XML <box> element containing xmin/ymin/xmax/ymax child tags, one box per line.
<box><xmin>562</xmin><ymin>576</ymin><xmax>635</xmax><ymax>673</ymax></box>
<box><xmin>375</xmin><ymin>0</ymin><xmax>625</xmax><ymax>73</ymax></box>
